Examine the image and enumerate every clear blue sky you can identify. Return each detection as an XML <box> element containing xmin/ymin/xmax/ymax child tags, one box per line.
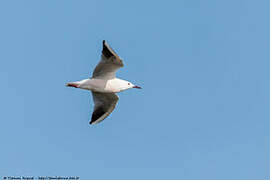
<box><xmin>0</xmin><ymin>0</ymin><xmax>269</xmax><ymax>179</ymax></box>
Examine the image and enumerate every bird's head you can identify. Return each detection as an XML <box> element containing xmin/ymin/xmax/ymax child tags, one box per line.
<box><xmin>118</xmin><ymin>80</ymin><xmax>142</xmax><ymax>92</ymax></box>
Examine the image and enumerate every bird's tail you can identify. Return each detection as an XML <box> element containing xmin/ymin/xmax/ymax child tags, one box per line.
<box><xmin>66</xmin><ymin>82</ymin><xmax>79</xmax><ymax>88</ymax></box>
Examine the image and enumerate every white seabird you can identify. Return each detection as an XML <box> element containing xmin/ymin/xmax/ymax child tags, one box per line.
<box><xmin>66</xmin><ymin>40</ymin><xmax>141</xmax><ymax>125</ymax></box>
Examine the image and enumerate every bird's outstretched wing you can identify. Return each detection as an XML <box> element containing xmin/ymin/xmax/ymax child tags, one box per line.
<box><xmin>92</xmin><ymin>40</ymin><xmax>124</xmax><ymax>79</ymax></box>
<box><xmin>90</xmin><ymin>92</ymin><xmax>119</xmax><ymax>125</ymax></box>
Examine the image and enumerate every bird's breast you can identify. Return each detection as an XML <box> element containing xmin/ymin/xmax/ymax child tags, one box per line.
<box><xmin>104</xmin><ymin>79</ymin><xmax>121</xmax><ymax>93</ymax></box>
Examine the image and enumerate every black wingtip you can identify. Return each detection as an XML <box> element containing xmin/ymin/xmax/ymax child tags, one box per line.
<box><xmin>90</xmin><ymin>107</ymin><xmax>106</xmax><ymax>125</ymax></box>
<box><xmin>102</xmin><ymin>40</ymin><xmax>115</xmax><ymax>58</ymax></box>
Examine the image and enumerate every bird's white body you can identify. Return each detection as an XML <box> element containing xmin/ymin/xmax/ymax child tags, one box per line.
<box><xmin>71</xmin><ymin>78</ymin><xmax>135</xmax><ymax>93</ymax></box>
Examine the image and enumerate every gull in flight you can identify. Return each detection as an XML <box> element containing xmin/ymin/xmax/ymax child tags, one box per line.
<box><xmin>66</xmin><ymin>40</ymin><xmax>141</xmax><ymax>125</ymax></box>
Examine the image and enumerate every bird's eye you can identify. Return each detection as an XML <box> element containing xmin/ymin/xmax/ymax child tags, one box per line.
<box><xmin>128</xmin><ymin>83</ymin><xmax>130</xmax><ymax>85</ymax></box>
